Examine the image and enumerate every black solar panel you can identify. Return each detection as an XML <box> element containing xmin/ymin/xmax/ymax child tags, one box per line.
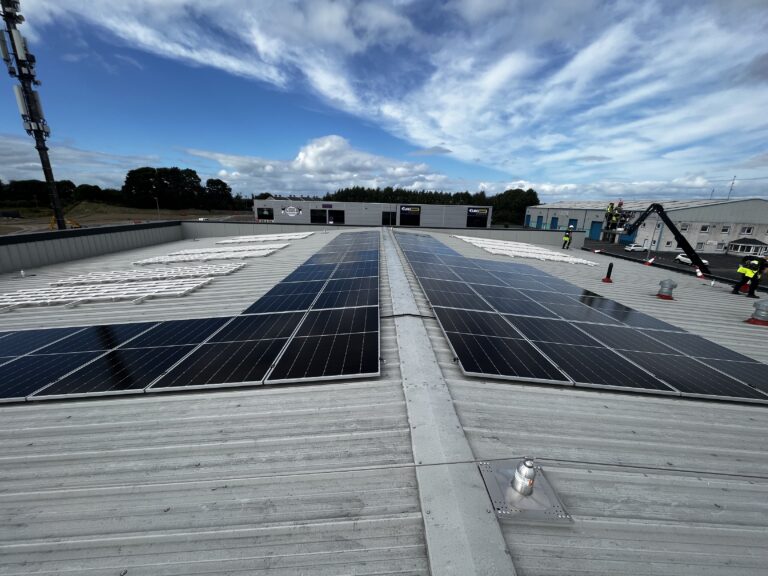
<box><xmin>36</xmin><ymin>323</ymin><xmax>154</xmax><ymax>353</ymax></box>
<box><xmin>620</xmin><ymin>351</ymin><xmax>768</xmax><ymax>401</ymax></box>
<box><xmin>150</xmin><ymin>339</ymin><xmax>287</xmax><ymax>389</ymax></box>
<box><xmin>403</xmin><ymin>251</ymin><xmax>442</xmax><ymax>264</ymax></box>
<box><xmin>574</xmin><ymin>324</ymin><xmax>678</xmax><ymax>354</ymax></box>
<box><xmin>448</xmin><ymin>268</ymin><xmax>506</xmax><ymax>285</ymax></box>
<box><xmin>615</xmin><ymin>311</ymin><xmax>683</xmax><ymax>331</ymax></box>
<box><xmin>419</xmin><ymin>278</ymin><xmax>475</xmax><ymax>294</ymax></box>
<box><xmin>505</xmin><ymin>316</ymin><xmax>596</xmax><ymax>345</ymax></box>
<box><xmin>123</xmin><ymin>318</ymin><xmax>230</xmax><ymax>348</ymax></box>
<box><xmin>0</xmin><ymin>352</ymin><xmax>102</xmax><ymax>400</ymax></box>
<box><xmin>306</xmin><ymin>252</ymin><xmax>343</xmax><ymax>265</ymax></box>
<box><xmin>484</xmin><ymin>296</ymin><xmax>558</xmax><ymax>317</ymax></box>
<box><xmin>31</xmin><ymin>346</ymin><xmax>195</xmax><ymax>398</ymax></box>
<box><xmin>332</xmin><ymin>261</ymin><xmax>378</xmax><ymax>279</ymax></box>
<box><xmin>495</xmin><ymin>276</ymin><xmax>552</xmax><ymax>291</ymax></box>
<box><xmin>410</xmin><ymin>263</ymin><xmax>460</xmax><ymax>281</ymax></box>
<box><xmin>518</xmin><ymin>291</ymin><xmax>580</xmax><ymax>305</ymax></box>
<box><xmin>268</xmin><ymin>280</ymin><xmax>327</xmax><ymax>296</ymax></box>
<box><xmin>283</xmin><ymin>264</ymin><xmax>336</xmax><ymax>282</ymax></box>
<box><xmin>297</xmin><ymin>306</ymin><xmax>378</xmax><ymax>336</ymax></box>
<box><xmin>439</xmin><ymin>255</ymin><xmax>480</xmax><ymax>268</ymax></box>
<box><xmin>444</xmin><ymin>332</ymin><xmax>569</xmax><ymax>383</ymax></box>
<box><xmin>211</xmin><ymin>312</ymin><xmax>304</xmax><ymax>342</ymax></box>
<box><xmin>534</xmin><ymin>342</ymin><xmax>676</xmax><ymax>392</ymax></box>
<box><xmin>697</xmin><ymin>359</ymin><xmax>768</xmax><ymax>394</ymax></box>
<box><xmin>243</xmin><ymin>292</ymin><xmax>318</xmax><ymax>314</ymax></box>
<box><xmin>472</xmin><ymin>284</ymin><xmax>527</xmax><ymax>299</ymax></box>
<box><xmin>476</xmin><ymin>260</ymin><xmax>541</xmax><ymax>275</ymax></box>
<box><xmin>0</xmin><ymin>327</ymin><xmax>83</xmax><ymax>356</ymax></box>
<box><xmin>542</xmin><ymin>303</ymin><xmax>623</xmax><ymax>324</ymax></box>
<box><xmin>434</xmin><ymin>307</ymin><xmax>521</xmax><ymax>338</ymax></box>
<box><xmin>339</xmin><ymin>249</ymin><xmax>379</xmax><ymax>262</ymax></box>
<box><xmin>266</xmin><ymin>331</ymin><xmax>379</xmax><ymax>382</ymax></box>
<box><xmin>425</xmin><ymin>290</ymin><xmax>492</xmax><ymax>310</ymax></box>
<box><xmin>642</xmin><ymin>331</ymin><xmax>755</xmax><ymax>362</ymax></box>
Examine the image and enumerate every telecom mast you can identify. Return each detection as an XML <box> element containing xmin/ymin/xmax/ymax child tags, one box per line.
<box><xmin>1</xmin><ymin>0</ymin><xmax>65</xmax><ymax>229</ymax></box>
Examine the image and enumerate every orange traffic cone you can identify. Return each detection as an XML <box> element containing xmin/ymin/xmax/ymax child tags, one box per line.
<box><xmin>644</xmin><ymin>257</ymin><xmax>655</xmax><ymax>266</ymax></box>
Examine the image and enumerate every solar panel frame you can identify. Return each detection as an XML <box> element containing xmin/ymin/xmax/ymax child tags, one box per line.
<box><xmin>695</xmin><ymin>359</ymin><xmax>768</xmax><ymax>394</ymax></box>
<box><xmin>504</xmin><ymin>315</ymin><xmax>601</xmax><ymax>345</ymax></box>
<box><xmin>34</xmin><ymin>322</ymin><xmax>156</xmax><ymax>354</ymax></box>
<box><xmin>640</xmin><ymin>331</ymin><xmax>756</xmax><ymax>362</ymax></box>
<box><xmin>433</xmin><ymin>307</ymin><xmax>523</xmax><ymax>339</ymax></box>
<box><xmin>210</xmin><ymin>312</ymin><xmax>305</xmax><ymax>342</ymax></box>
<box><xmin>120</xmin><ymin>317</ymin><xmax>231</xmax><ymax>348</ymax></box>
<box><xmin>0</xmin><ymin>327</ymin><xmax>85</xmax><ymax>357</ymax></box>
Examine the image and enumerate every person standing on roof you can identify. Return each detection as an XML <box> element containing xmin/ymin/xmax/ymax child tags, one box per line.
<box><xmin>731</xmin><ymin>256</ymin><xmax>766</xmax><ymax>298</ymax></box>
<box><xmin>562</xmin><ymin>226</ymin><xmax>573</xmax><ymax>250</ymax></box>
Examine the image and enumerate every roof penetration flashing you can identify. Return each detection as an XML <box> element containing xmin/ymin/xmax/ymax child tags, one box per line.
<box><xmin>479</xmin><ymin>458</ymin><xmax>573</xmax><ymax>525</ymax></box>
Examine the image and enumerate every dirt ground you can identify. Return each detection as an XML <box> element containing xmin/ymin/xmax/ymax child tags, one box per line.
<box><xmin>0</xmin><ymin>202</ymin><xmax>254</xmax><ymax>235</ymax></box>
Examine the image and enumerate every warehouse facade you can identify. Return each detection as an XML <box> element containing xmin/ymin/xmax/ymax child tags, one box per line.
<box><xmin>525</xmin><ymin>198</ymin><xmax>768</xmax><ymax>255</ymax></box>
<box><xmin>252</xmin><ymin>199</ymin><xmax>492</xmax><ymax>228</ymax></box>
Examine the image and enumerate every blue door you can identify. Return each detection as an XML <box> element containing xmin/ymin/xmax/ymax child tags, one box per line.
<box><xmin>568</xmin><ymin>218</ymin><xmax>578</xmax><ymax>229</ymax></box>
<box><xmin>524</xmin><ymin>214</ymin><xmax>531</xmax><ymax>227</ymax></box>
<box><xmin>589</xmin><ymin>221</ymin><xmax>603</xmax><ymax>240</ymax></box>
<box><xmin>550</xmin><ymin>217</ymin><xmax>559</xmax><ymax>230</ymax></box>
<box><xmin>536</xmin><ymin>215</ymin><xmax>543</xmax><ymax>229</ymax></box>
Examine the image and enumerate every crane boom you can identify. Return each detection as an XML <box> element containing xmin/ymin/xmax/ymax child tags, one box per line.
<box><xmin>621</xmin><ymin>203</ymin><xmax>711</xmax><ymax>275</ymax></box>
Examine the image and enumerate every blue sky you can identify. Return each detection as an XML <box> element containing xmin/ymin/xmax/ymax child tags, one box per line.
<box><xmin>1</xmin><ymin>0</ymin><xmax>767</xmax><ymax>201</ymax></box>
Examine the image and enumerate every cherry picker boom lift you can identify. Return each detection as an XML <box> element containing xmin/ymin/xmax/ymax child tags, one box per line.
<box><xmin>618</xmin><ymin>203</ymin><xmax>711</xmax><ymax>275</ymax></box>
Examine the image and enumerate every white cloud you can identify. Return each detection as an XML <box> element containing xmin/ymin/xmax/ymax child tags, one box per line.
<box><xmin>14</xmin><ymin>1</ymin><xmax>768</xmax><ymax>199</ymax></box>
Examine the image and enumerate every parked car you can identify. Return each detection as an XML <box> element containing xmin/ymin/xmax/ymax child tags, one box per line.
<box><xmin>674</xmin><ymin>253</ymin><xmax>709</xmax><ymax>266</ymax></box>
<box><xmin>624</xmin><ymin>243</ymin><xmax>645</xmax><ymax>252</ymax></box>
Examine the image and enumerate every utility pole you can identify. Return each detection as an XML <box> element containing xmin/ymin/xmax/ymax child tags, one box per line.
<box><xmin>727</xmin><ymin>176</ymin><xmax>736</xmax><ymax>200</ymax></box>
<box><xmin>1</xmin><ymin>0</ymin><xmax>65</xmax><ymax>229</ymax></box>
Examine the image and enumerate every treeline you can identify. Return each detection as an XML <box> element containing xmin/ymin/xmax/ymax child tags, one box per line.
<box><xmin>325</xmin><ymin>186</ymin><xmax>539</xmax><ymax>225</ymax></box>
<box><xmin>0</xmin><ymin>166</ymin><xmax>251</xmax><ymax>212</ymax></box>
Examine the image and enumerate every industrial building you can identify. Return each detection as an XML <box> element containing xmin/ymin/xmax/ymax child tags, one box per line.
<box><xmin>1</xmin><ymin>222</ymin><xmax>767</xmax><ymax>576</ymax></box>
<box><xmin>253</xmin><ymin>198</ymin><xmax>492</xmax><ymax>228</ymax></box>
<box><xmin>525</xmin><ymin>198</ymin><xmax>768</xmax><ymax>254</ymax></box>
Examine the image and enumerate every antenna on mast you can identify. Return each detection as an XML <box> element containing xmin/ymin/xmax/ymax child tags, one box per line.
<box><xmin>727</xmin><ymin>176</ymin><xmax>736</xmax><ymax>200</ymax></box>
<box><xmin>1</xmin><ymin>0</ymin><xmax>66</xmax><ymax>229</ymax></box>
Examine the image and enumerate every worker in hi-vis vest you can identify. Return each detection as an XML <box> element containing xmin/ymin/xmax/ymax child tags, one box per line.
<box><xmin>562</xmin><ymin>226</ymin><xmax>573</xmax><ymax>250</ymax></box>
<box><xmin>732</xmin><ymin>256</ymin><xmax>766</xmax><ymax>298</ymax></box>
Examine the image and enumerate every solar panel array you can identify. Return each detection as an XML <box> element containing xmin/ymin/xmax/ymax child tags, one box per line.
<box><xmin>396</xmin><ymin>231</ymin><xmax>768</xmax><ymax>405</ymax></box>
<box><xmin>0</xmin><ymin>231</ymin><xmax>380</xmax><ymax>403</ymax></box>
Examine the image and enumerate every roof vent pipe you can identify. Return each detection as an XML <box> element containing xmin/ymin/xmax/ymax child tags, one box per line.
<box><xmin>511</xmin><ymin>458</ymin><xmax>537</xmax><ymax>496</ymax></box>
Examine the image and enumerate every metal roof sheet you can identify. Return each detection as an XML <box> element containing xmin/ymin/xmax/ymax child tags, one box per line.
<box><xmin>1</xmin><ymin>227</ymin><xmax>767</xmax><ymax>575</ymax></box>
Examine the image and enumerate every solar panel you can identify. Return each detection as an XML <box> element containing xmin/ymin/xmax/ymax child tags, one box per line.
<box><xmin>434</xmin><ymin>307</ymin><xmax>521</xmax><ymax>338</ymax></box>
<box><xmin>418</xmin><ymin>278</ymin><xmax>475</xmax><ymax>294</ymax></box>
<box><xmin>642</xmin><ymin>331</ymin><xmax>755</xmax><ymax>362</ymax></box>
<box><xmin>614</xmin><ymin>311</ymin><xmax>683</xmax><ymax>331</ymax></box>
<box><xmin>448</xmin><ymin>268</ymin><xmax>505</xmax><ymax>285</ymax></box>
<box><xmin>494</xmin><ymin>276</ymin><xmax>552</xmax><ymax>291</ymax></box>
<box><xmin>149</xmin><ymin>339</ymin><xmax>288</xmax><ymax>390</ymax></box>
<box><xmin>424</xmin><ymin>290</ymin><xmax>493</xmax><ymax>310</ymax></box>
<box><xmin>331</xmin><ymin>261</ymin><xmax>378</xmax><ymax>279</ymax></box>
<box><xmin>35</xmin><ymin>322</ymin><xmax>154</xmax><ymax>353</ymax></box>
<box><xmin>541</xmin><ymin>302</ymin><xmax>623</xmax><ymax>324</ymax></box>
<box><xmin>472</xmin><ymin>284</ymin><xmax>527</xmax><ymax>299</ymax></box>
<box><xmin>410</xmin><ymin>263</ymin><xmax>461</xmax><ymax>281</ymax></box>
<box><xmin>31</xmin><ymin>346</ymin><xmax>195</xmax><ymax>399</ymax></box>
<box><xmin>697</xmin><ymin>359</ymin><xmax>768</xmax><ymax>394</ymax></box>
<box><xmin>439</xmin><ymin>255</ymin><xmax>481</xmax><ymax>268</ymax></box>
<box><xmin>504</xmin><ymin>316</ymin><xmax>596</xmax><ymax>345</ymax></box>
<box><xmin>283</xmin><ymin>264</ymin><xmax>336</xmax><ymax>282</ymax></box>
<box><xmin>483</xmin><ymin>297</ymin><xmax>558</xmax><ymax>317</ymax></box>
<box><xmin>444</xmin><ymin>332</ymin><xmax>570</xmax><ymax>383</ymax></box>
<box><xmin>0</xmin><ymin>327</ymin><xmax>84</xmax><ymax>356</ymax></box>
<box><xmin>534</xmin><ymin>342</ymin><xmax>676</xmax><ymax>392</ymax></box>
<box><xmin>210</xmin><ymin>312</ymin><xmax>304</xmax><ymax>342</ymax></box>
<box><xmin>619</xmin><ymin>351</ymin><xmax>768</xmax><ymax>401</ymax></box>
<box><xmin>0</xmin><ymin>352</ymin><xmax>102</xmax><ymax>401</ymax></box>
<box><xmin>476</xmin><ymin>261</ymin><xmax>541</xmax><ymax>275</ymax></box>
<box><xmin>122</xmin><ymin>318</ymin><xmax>230</xmax><ymax>348</ymax></box>
<box><xmin>403</xmin><ymin>251</ymin><xmax>442</xmax><ymax>264</ymax></box>
<box><xmin>518</xmin><ymin>291</ymin><xmax>581</xmax><ymax>305</ymax></box>
<box><xmin>265</xmin><ymin>331</ymin><xmax>379</xmax><ymax>382</ymax></box>
<box><xmin>296</xmin><ymin>306</ymin><xmax>378</xmax><ymax>337</ymax></box>
<box><xmin>306</xmin><ymin>252</ymin><xmax>343</xmax><ymax>265</ymax></box>
<box><xmin>339</xmin><ymin>249</ymin><xmax>379</xmax><ymax>262</ymax></box>
<box><xmin>313</xmin><ymin>277</ymin><xmax>379</xmax><ymax>309</ymax></box>
<box><xmin>242</xmin><ymin>292</ymin><xmax>318</xmax><ymax>314</ymax></box>
<box><xmin>573</xmin><ymin>324</ymin><xmax>679</xmax><ymax>354</ymax></box>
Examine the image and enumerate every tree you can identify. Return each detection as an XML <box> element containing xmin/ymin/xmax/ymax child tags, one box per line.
<box><xmin>490</xmin><ymin>188</ymin><xmax>540</xmax><ymax>225</ymax></box>
<box><xmin>201</xmin><ymin>178</ymin><xmax>233</xmax><ymax>211</ymax></box>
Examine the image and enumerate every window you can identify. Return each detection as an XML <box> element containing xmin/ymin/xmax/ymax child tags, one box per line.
<box><xmin>716</xmin><ymin>242</ymin><xmax>725</xmax><ymax>251</ymax></box>
<box><xmin>696</xmin><ymin>242</ymin><xmax>705</xmax><ymax>250</ymax></box>
<box><xmin>256</xmin><ymin>207</ymin><xmax>274</xmax><ymax>220</ymax></box>
<box><xmin>381</xmin><ymin>211</ymin><xmax>396</xmax><ymax>225</ymax></box>
<box><xmin>656</xmin><ymin>222</ymin><xmax>662</xmax><ymax>229</ymax></box>
<box><xmin>665</xmin><ymin>241</ymin><xmax>673</xmax><ymax>247</ymax></box>
<box><xmin>741</xmin><ymin>226</ymin><xmax>754</xmax><ymax>235</ymax></box>
<box><xmin>310</xmin><ymin>209</ymin><xmax>327</xmax><ymax>224</ymax></box>
<box><xmin>327</xmin><ymin>210</ymin><xmax>345</xmax><ymax>224</ymax></box>
<box><xmin>700</xmin><ymin>225</ymin><xmax>710</xmax><ymax>233</ymax></box>
<box><xmin>680</xmin><ymin>223</ymin><xmax>689</xmax><ymax>231</ymax></box>
<box><xmin>721</xmin><ymin>225</ymin><xmax>730</xmax><ymax>234</ymax></box>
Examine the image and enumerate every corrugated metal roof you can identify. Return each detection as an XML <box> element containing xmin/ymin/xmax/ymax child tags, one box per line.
<box><xmin>1</xmin><ymin>227</ymin><xmax>767</xmax><ymax>576</ymax></box>
<box><xmin>533</xmin><ymin>198</ymin><xmax>766</xmax><ymax>211</ymax></box>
